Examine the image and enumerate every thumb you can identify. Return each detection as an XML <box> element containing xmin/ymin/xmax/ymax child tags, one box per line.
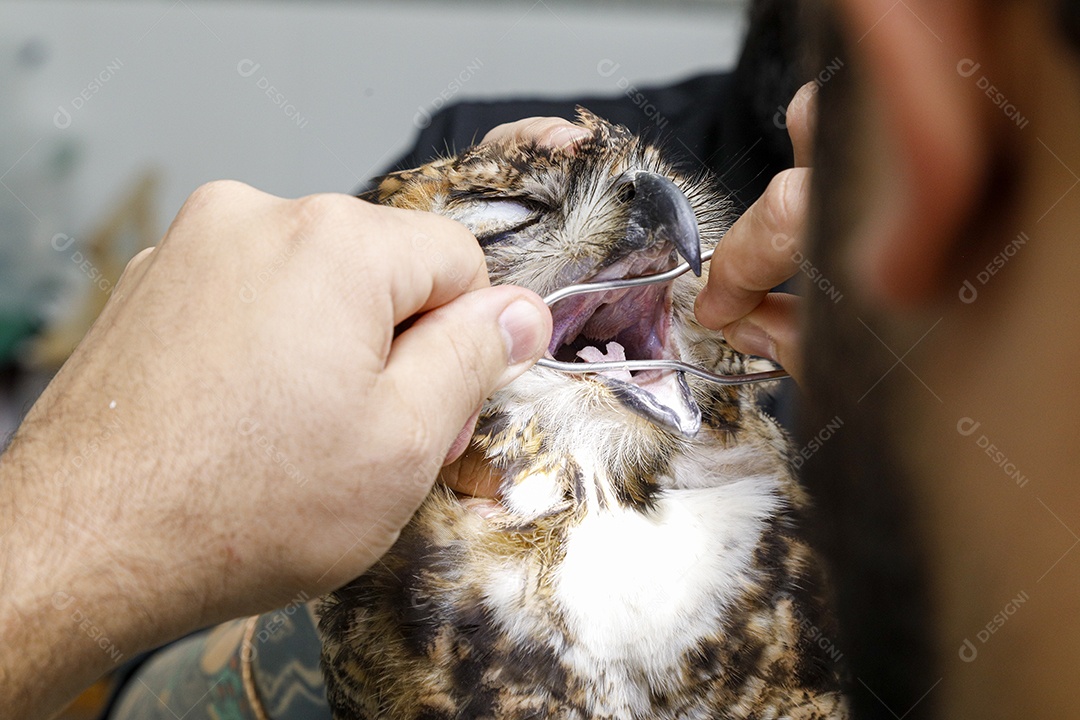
<box><xmin>721</xmin><ymin>292</ymin><xmax>803</xmax><ymax>384</ymax></box>
<box><xmin>380</xmin><ymin>284</ymin><xmax>552</xmax><ymax>454</ymax></box>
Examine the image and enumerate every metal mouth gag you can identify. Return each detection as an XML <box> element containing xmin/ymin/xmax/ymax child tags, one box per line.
<box><xmin>535</xmin><ymin>248</ymin><xmax>791</xmax><ymax>386</ymax></box>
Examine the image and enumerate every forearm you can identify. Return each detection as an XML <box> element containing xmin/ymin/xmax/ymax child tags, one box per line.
<box><xmin>0</xmin><ymin>182</ymin><xmax>550</xmax><ymax>718</ymax></box>
<box><xmin>0</xmin><ymin>436</ymin><xmax>185</xmax><ymax>719</ymax></box>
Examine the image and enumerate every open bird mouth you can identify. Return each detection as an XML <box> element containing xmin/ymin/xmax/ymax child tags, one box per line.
<box><xmin>544</xmin><ymin>172</ymin><xmax>704</xmax><ymax>437</ymax></box>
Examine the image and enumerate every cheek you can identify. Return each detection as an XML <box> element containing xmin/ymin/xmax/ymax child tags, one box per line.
<box><xmin>482</xmin><ymin>247</ymin><xmax>526</xmax><ymax>287</ymax></box>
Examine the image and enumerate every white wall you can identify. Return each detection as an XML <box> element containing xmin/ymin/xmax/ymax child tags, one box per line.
<box><xmin>0</xmin><ymin>0</ymin><xmax>748</xmax><ymax>240</ymax></box>
<box><xmin>0</xmin><ymin>0</ymin><xmax>750</xmax><ymax>436</ymax></box>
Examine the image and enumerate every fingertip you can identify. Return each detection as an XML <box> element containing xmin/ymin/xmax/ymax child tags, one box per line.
<box><xmin>442</xmin><ymin>447</ymin><xmax>503</xmax><ymax>498</ymax></box>
<box><xmin>788</xmin><ymin>82</ymin><xmax>819</xmax><ymax>167</ymax></box>
<box><xmin>723</xmin><ymin>293</ymin><xmax>803</xmax><ymax>384</ymax></box>
<box><xmin>722</xmin><ymin>319</ymin><xmax>779</xmax><ymax>365</ymax></box>
<box><xmin>443</xmin><ymin>406</ymin><xmax>482</xmax><ymax>466</ymax></box>
<box><xmin>694</xmin><ymin>286</ymin><xmax>727</xmax><ymax>331</ymax></box>
<box><xmin>694</xmin><ymin>247</ymin><xmax>746</xmax><ymax>331</ymax></box>
<box><xmin>480</xmin><ymin>117</ymin><xmax>591</xmax><ymax>153</ymax></box>
<box><xmin>380</xmin><ymin>285</ymin><xmax>551</xmax><ymax>460</ymax></box>
<box><xmin>497</xmin><ymin>293</ymin><xmax>553</xmax><ymax>370</ymax></box>
<box><xmin>723</xmin><ymin>317</ymin><xmax>802</xmax><ymax>384</ymax></box>
<box><xmin>540</xmin><ymin>124</ymin><xmax>593</xmax><ymax>151</ymax></box>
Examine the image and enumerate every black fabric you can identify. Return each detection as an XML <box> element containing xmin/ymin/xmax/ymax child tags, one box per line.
<box><xmin>729</xmin><ymin>0</ymin><xmax>807</xmax><ymax>169</ymax></box>
<box><xmin>370</xmin><ymin>71</ymin><xmax>792</xmax><ymax>216</ymax></box>
<box><xmin>372</xmin><ymin>0</ymin><xmax>808</xmax><ymax>210</ymax></box>
<box><xmin>1063</xmin><ymin>0</ymin><xmax>1080</xmax><ymax>52</ymax></box>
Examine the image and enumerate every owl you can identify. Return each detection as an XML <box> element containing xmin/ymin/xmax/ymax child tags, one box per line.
<box><xmin>316</xmin><ymin>109</ymin><xmax>848</xmax><ymax>719</ymax></box>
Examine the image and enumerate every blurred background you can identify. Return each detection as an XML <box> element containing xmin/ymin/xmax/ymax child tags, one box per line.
<box><xmin>0</xmin><ymin>0</ymin><xmax>749</xmax><ymax>441</ymax></box>
<box><xmin>0</xmin><ymin>1</ymin><xmax>753</xmax><ymax>716</ymax></box>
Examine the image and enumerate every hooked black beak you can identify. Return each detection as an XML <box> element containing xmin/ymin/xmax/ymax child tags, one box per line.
<box><xmin>623</xmin><ymin>171</ymin><xmax>703</xmax><ymax>276</ymax></box>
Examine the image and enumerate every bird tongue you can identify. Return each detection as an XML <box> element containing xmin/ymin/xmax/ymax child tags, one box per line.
<box><xmin>576</xmin><ymin>341</ymin><xmax>633</xmax><ymax>383</ymax></box>
<box><xmin>577</xmin><ymin>341</ymin><xmax>702</xmax><ymax>438</ymax></box>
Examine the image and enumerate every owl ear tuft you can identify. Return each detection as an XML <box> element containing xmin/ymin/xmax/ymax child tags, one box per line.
<box><xmin>573</xmin><ymin>106</ymin><xmax>631</xmax><ymax>143</ymax></box>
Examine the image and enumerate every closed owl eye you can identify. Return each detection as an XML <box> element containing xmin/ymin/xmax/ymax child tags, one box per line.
<box><xmin>450</xmin><ymin>197</ymin><xmax>545</xmax><ymax>246</ymax></box>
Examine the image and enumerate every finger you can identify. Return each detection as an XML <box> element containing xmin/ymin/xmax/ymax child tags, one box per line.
<box><xmin>481</xmin><ymin>116</ymin><xmax>592</xmax><ymax>151</ymax></box>
<box><xmin>442</xmin><ymin>445</ymin><xmax>502</xmax><ymax>497</ymax></box>
<box><xmin>377</xmin><ymin>208</ymin><xmax>493</xmax><ymax>324</ymax></box>
<box><xmin>695</xmin><ymin>167</ymin><xmax>810</xmax><ymax>330</ymax></box>
<box><xmin>99</xmin><ymin>247</ymin><xmax>156</xmax><ymax>312</ymax></box>
<box><xmin>306</xmin><ymin>199</ymin><xmax>491</xmax><ymax>326</ymax></box>
<box><xmin>722</xmin><ymin>292</ymin><xmax>803</xmax><ymax>384</ymax></box>
<box><xmin>176</xmin><ymin>189</ymin><xmax>495</xmax><ymax>335</ymax></box>
<box><xmin>116</xmin><ymin>247</ymin><xmax>156</xmax><ymax>287</ymax></box>
<box><xmin>377</xmin><ymin>285</ymin><xmax>552</xmax><ymax>460</ymax></box>
<box><xmin>443</xmin><ymin>405</ymin><xmax>482</xmax><ymax>466</ymax></box>
<box><xmin>787</xmin><ymin>82</ymin><xmax>818</xmax><ymax>168</ymax></box>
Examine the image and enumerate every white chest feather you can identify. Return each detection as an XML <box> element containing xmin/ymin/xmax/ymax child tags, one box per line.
<box><xmin>485</xmin><ymin>452</ymin><xmax>785</xmax><ymax>714</ymax></box>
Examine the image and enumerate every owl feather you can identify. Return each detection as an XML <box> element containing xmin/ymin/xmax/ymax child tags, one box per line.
<box><xmin>317</xmin><ymin>109</ymin><xmax>848</xmax><ymax>720</ymax></box>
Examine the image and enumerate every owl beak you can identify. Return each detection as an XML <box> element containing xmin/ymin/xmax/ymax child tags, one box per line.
<box><xmin>625</xmin><ymin>172</ymin><xmax>703</xmax><ymax>276</ymax></box>
<box><xmin>543</xmin><ymin>171</ymin><xmax>706</xmax><ymax>438</ymax></box>
<box><xmin>602</xmin><ymin>371</ymin><xmax>702</xmax><ymax>438</ymax></box>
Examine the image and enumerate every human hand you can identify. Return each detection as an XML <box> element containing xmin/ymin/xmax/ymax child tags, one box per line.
<box><xmin>694</xmin><ymin>82</ymin><xmax>818</xmax><ymax>383</ymax></box>
<box><xmin>479</xmin><ymin>96</ymin><xmax>816</xmax><ymax>382</ymax></box>
<box><xmin>0</xmin><ymin>182</ymin><xmax>550</xmax><ymax>717</ymax></box>
<box><xmin>429</xmin><ymin>117</ymin><xmax>594</xmax><ymax>500</ymax></box>
<box><xmin>449</xmin><ymin>105</ymin><xmax>815</xmax><ymax>497</ymax></box>
<box><xmin>480</xmin><ymin>115</ymin><xmax>593</xmax><ymax>150</ymax></box>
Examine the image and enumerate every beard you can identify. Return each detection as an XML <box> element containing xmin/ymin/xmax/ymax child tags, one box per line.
<box><xmin>797</xmin><ymin>7</ymin><xmax>939</xmax><ymax>719</ymax></box>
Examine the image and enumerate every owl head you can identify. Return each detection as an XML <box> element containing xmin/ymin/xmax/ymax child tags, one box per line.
<box><xmin>365</xmin><ymin>109</ymin><xmax>773</xmax><ymax>506</ymax></box>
